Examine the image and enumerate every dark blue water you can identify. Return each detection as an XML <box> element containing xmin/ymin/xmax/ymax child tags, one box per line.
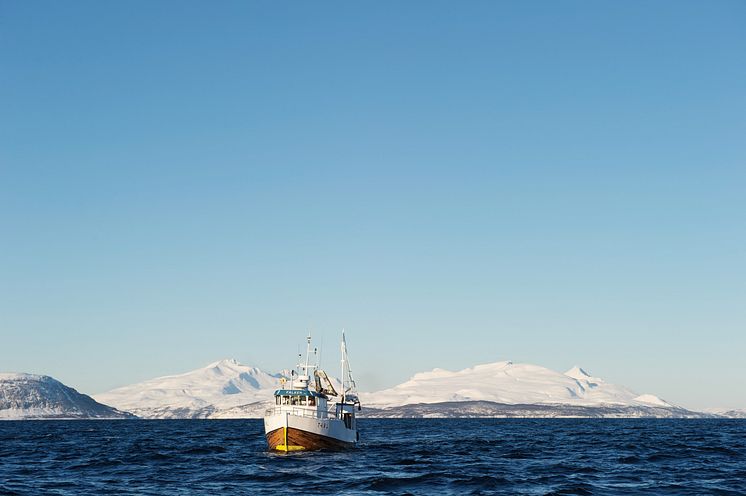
<box><xmin>1</xmin><ymin>419</ymin><xmax>745</xmax><ymax>495</ymax></box>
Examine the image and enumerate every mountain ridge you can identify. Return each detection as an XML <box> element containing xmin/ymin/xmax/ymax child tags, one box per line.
<box><xmin>5</xmin><ymin>359</ymin><xmax>731</xmax><ymax>419</ymax></box>
<box><xmin>0</xmin><ymin>373</ymin><xmax>134</xmax><ymax>420</ymax></box>
<box><xmin>359</xmin><ymin>360</ymin><xmax>674</xmax><ymax>410</ymax></box>
<box><xmin>92</xmin><ymin>358</ymin><xmax>695</xmax><ymax>419</ymax></box>
<box><xmin>93</xmin><ymin>358</ymin><xmax>282</xmax><ymax>419</ymax></box>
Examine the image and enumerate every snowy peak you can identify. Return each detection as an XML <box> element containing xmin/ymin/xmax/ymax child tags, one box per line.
<box><xmin>410</xmin><ymin>361</ymin><xmax>513</xmax><ymax>382</ymax></box>
<box><xmin>565</xmin><ymin>366</ymin><xmax>593</xmax><ymax>380</ymax></box>
<box><xmin>205</xmin><ymin>358</ymin><xmax>244</xmax><ymax>372</ymax></box>
<box><xmin>202</xmin><ymin>359</ymin><xmax>276</xmax><ymax>387</ymax></box>
<box><xmin>205</xmin><ymin>358</ymin><xmax>238</xmax><ymax>369</ymax></box>
<box><xmin>94</xmin><ymin>359</ymin><xmax>284</xmax><ymax>418</ymax></box>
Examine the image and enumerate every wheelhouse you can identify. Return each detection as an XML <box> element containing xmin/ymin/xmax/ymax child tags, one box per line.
<box><xmin>273</xmin><ymin>389</ymin><xmax>326</xmax><ymax>408</ymax></box>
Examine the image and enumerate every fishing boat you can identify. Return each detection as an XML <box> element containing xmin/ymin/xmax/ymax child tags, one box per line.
<box><xmin>264</xmin><ymin>332</ymin><xmax>361</xmax><ymax>452</ymax></box>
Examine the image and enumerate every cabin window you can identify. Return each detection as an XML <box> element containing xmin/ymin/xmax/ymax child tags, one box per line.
<box><xmin>291</xmin><ymin>396</ymin><xmax>299</xmax><ymax>405</ymax></box>
<box><xmin>275</xmin><ymin>396</ymin><xmax>280</xmax><ymax>405</ymax></box>
<box><xmin>309</xmin><ymin>397</ymin><xmax>316</xmax><ymax>406</ymax></box>
<box><xmin>282</xmin><ymin>395</ymin><xmax>290</xmax><ymax>405</ymax></box>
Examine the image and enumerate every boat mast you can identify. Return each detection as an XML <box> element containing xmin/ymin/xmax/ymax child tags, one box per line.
<box><xmin>304</xmin><ymin>333</ymin><xmax>312</xmax><ymax>373</ymax></box>
<box><xmin>340</xmin><ymin>330</ymin><xmax>347</xmax><ymax>404</ymax></box>
<box><xmin>294</xmin><ymin>333</ymin><xmax>317</xmax><ymax>390</ymax></box>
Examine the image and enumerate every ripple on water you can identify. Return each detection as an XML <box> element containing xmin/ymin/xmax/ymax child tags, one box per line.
<box><xmin>0</xmin><ymin>419</ymin><xmax>744</xmax><ymax>495</ymax></box>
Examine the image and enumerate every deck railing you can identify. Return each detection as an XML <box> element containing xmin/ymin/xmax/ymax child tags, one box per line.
<box><xmin>264</xmin><ymin>406</ymin><xmax>338</xmax><ymax>420</ymax></box>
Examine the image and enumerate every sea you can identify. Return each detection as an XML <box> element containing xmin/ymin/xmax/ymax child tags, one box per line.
<box><xmin>1</xmin><ymin>419</ymin><xmax>744</xmax><ymax>495</ymax></box>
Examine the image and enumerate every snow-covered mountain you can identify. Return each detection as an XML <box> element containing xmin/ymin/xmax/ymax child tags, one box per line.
<box><xmin>360</xmin><ymin>362</ymin><xmax>676</xmax><ymax>410</ymax></box>
<box><xmin>705</xmin><ymin>408</ymin><xmax>746</xmax><ymax>419</ymax></box>
<box><xmin>92</xmin><ymin>358</ymin><xmax>702</xmax><ymax>419</ymax></box>
<box><xmin>0</xmin><ymin>373</ymin><xmax>133</xmax><ymax>420</ymax></box>
<box><xmin>93</xmin><ymin>359</ymin><xmax>284</xmax><ymax>419</ymax></box>
<box><xmin>4</xmin><ymin>358</ymin><xmax>712</xmax><ymax>419</ymax></box>
<box><xmin>362</xmin><ymin>401</ymin><xmax>705</xmax><ymax>418</ymax></box>
<box><xmin>721</xmin><ymin>409</ymin><xmax>746</xmax><ymax>419</ymax></box>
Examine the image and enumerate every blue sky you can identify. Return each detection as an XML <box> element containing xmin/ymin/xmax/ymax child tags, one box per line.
<box><xmin>1</xmin><ymin>1</ymin><xmax>744</xmax><ymax>409</ymax></box>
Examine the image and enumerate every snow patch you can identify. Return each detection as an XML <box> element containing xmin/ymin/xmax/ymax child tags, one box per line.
<box><xmin>633</xmin><ymin>394</ymin><xmax>674</xmax><ymax>408</ymax></box>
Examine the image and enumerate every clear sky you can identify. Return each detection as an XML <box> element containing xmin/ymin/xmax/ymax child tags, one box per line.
<box><xmin>1</xmin><ymin>1</ymin><xmax>744</xmax><ymax>410</ymax></box>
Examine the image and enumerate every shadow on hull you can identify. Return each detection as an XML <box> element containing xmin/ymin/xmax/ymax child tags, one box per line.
<box><xmin>265</xmin><ymin>427</ymin><xmax>355</xmax><ymax>452</ymax></box>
